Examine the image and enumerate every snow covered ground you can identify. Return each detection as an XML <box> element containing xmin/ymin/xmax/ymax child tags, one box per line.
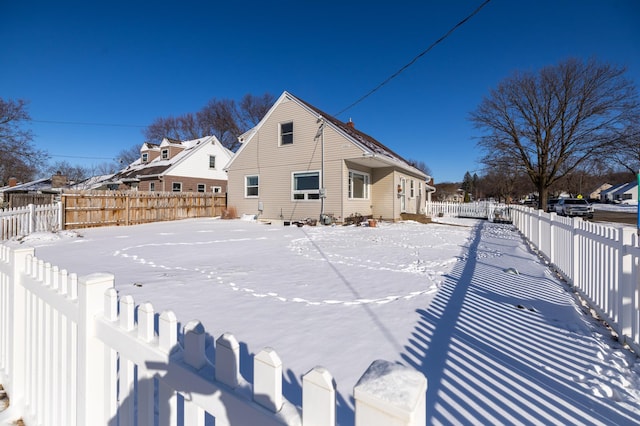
<box><xmin>5</xmin><ymin>217</ymin><xmax>640</xmax><ymax>424</ymax></box>
<box><xmin>593</xmin><ymin>203</ymin><xmax>638</xmax><ymax>212</ymax></box>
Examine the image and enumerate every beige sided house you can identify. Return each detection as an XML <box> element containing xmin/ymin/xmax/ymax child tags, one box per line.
<box><xmin>226</xmin><ymin>91</ymin><xmax>433</xmax><ymax>223</ymax></box>
<box><xmin>109</xmin><ymin>135</ymin><xmax>232</xmax><ymax>193</ymax></box>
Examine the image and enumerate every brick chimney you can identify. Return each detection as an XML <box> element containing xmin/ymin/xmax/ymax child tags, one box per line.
<box><xmin>8</xmin><ymin>177</ymin><xmax>17</xmax><ymax>187</ymax></box>
<box><xmin>346</xmin><ymin>118</ymin><xmax>355</xmax><ymax>128</ymax></box>
<box><xmin>51</xmin><ymin>172</ymin><xmax>68</xmax><ymax>188</ymax></box>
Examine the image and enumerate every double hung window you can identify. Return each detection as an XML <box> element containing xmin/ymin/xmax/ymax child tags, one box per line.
<box><xmin>246</xmin><ymin>175</ymin><xmax>259</xmax><ymax>197</ymax></box>
<box><xmin>280</xmin><ymin>122</ymin><xmax>293</xmax><ymax>145</ymax></box>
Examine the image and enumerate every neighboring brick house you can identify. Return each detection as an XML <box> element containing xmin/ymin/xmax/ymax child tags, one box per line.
<box><xmin>109</xmin><ymin>136</ymin><xmax>232</xmax><ymax>193</ymax></box>
<box><xmin>225</xmin><ymin>91</ymin><xmax>434</xmax><ymax>223</ymax></box>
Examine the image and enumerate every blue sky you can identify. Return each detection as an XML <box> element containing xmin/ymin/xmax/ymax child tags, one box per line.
<box><xmin>2</xmin><ymin>0</ymin><xmax>639</xmax><ymax>183</ymax></box>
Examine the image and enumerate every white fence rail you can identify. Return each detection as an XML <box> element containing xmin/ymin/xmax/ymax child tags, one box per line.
<box><xmin>510</xmin><ymin>207</ymin><xmax>640</xmax><ymax>354</ymax></box>
<box><xmin>0</xmin><ymin>203</ymin><xmax>63</xmax><ymax>241</ymax></box>
<box><xmin>0</xmin><ymin>245</ymin><xmax>427</xmax><ymax>426</ymax></box>
<box><xmin>425</xmin><ymin>201</ymin><xmax>512</xmax><ymax>222</ymax></box>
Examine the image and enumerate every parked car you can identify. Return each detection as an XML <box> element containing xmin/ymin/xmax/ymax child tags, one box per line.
<box><xmin>546</xmin><ymin>198</ymin><xmax>560</xmax><ymax>213</ymax></box>
<box><xmin>555</xmin><ymin>198</ymin><xmax>593</xmax><ymax>219</ymax></box>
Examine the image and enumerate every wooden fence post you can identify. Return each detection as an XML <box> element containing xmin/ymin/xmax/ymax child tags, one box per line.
<box><xmin>76</xmin><ymin>273</ymin><xmax>114</xmax><ymax>426</ymax></box>
<box><xmin>354</xmin><ymin>360</ymin><xmax>427</xmax><ymax>426</ymax></box>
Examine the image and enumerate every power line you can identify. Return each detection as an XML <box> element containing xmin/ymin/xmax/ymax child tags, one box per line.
<box><xmin>49</xmin><ymin>154</ymin><xmax>116</xmax><ymax>161</ymax></box>
<box><xmin>334</xmin><ymin>0</ymin><xmax>492</xmax><ymax>117</ymax></box>
<box><xmin>33</xmin><ymin>119</ymin><xmax>146</xmax><ymax>128</ymax></box>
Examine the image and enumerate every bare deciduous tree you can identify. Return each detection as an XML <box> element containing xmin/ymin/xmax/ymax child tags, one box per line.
<box><xmin>0</xmin><ymin>98</ymin><xmax>48</xmax><ymax>184</ymax></box>
<box><xmin>143</xmin><ymin>93</ymin><xmax>275</xmax><ymax>152</ymax></box>
<box><xmin>116</xmin><ymin>144</ymin><xmax>144</xmax><ymax>166</ymax></box>
<box><xmin>44</xmin><ymin>160</ymin><xmax>90</xmax><ymax>183</ymax></box>
<box><xmin>608</xmin><ymin>123</ymin><xmax>640</xmax><ymax>178</ymax></box>
<box><xmin>470</xmin><ymin>58</ymin><xmax>640</xmax><ymax>208</ymax></box>
<box><xmin>406</xmin><ymin>159</ymin><xmax>432</xmax><ymax>176</ymax></box>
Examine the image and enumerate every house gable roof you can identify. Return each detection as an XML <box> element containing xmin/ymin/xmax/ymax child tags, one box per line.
<box><xmin>112</xmin><ymin>135</ymin><xmax>225</xmax><ymax>181</ymax></box>
<box><xmin>227</xmin><ymin>91</ymin><xmax>428</xmax><ymax>179</ymax></box>
<box><xmin>600</xmin><ymin>182</ymin><xmax>627</xmax><ymax>196</ymax></box>
<box><xmin>612</xmin><ymin>181</ymin><xmax>637</xmax><ymax>195</ymax></box>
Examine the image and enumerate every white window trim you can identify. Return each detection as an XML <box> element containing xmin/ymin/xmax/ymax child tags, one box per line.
<box><xmin>212</xmin><ymin>186</ymin><xmax>222</xmax><ymax>194</ymax></box>
<box><xmin>172</xmin><ymin>182</ymin><xmax>182</xmax><ymax>192</ymax></box>
<box><xmin>410</xmin><ymin>180</ymin><xmax>415</xmax><ymax>198</ymax></box>
<box><xmin>209</xmin><ymin>155</ymin><xmax>216</xmax><ymax>169</ymax></box>
<box><xmin>291</xmin><ymin>170</ymin><xmax>321</xmax><ymax>201</ymax></box>
<box><xmin>149</xmin><ymin>182</ymin><xmax>155</xmax><ymax>191</ymax></box>
<box><xmin>245</xmin><ymin>175</ymin><xmax>259</xmax><ymax>198</ymax></box>
<box><xmin>348</xmin><ymin>170</ymin><xmax>370</xmax><ymax>200</ymax></box>
<box><xmin>197</xmin><ymin>183</ymin><xmax>206</xmax><ymax>193</ymax></box>
<box><xmin>141</xmin><ymin>152</ymin><xmax>148</xmax><ymax>162</ymax></box>
<box><xmin>161</xmin><ymin>149</ymin><xmax>169</xmax><ymax>159</ymax></box>
<box><xmin>279</xmin><ymin>121</ymin><xmax>293</xmax><ymax>146</ymax></box>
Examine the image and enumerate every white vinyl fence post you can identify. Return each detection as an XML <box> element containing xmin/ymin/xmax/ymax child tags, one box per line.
<box><xmin>571</xmin><ymin>217</ymin><xmax>581</xmax><ymax>288</ymax></box>
<box><xmin>57</xmin><ymin>201</ymin><xmax>64</xmax><ymax>230</ymax></box>
<box><xmin>76</xmin><ymin>273</ymin><xmax>114</xmax><ymax>426</ymax></box>
<box><xmin>302</xmin><ymin>366</ymin><xmax>335</xmax><ymax>426</ymax></box>
<box><xmin>354</xmin><ymin>360</ymin><xmax>427</xmax><ymax>426</ymax></box>
<box><xmin>215</xmin><ymin>333</ymin><xmax>240</xmax><ymax>388</ymax></box>
<box><xmin>3</xmin><ymin>247</ymin><xmax>35</xmax><ymax>415</ymax></box>
<box><xmin>28</xmin><ymin>204</ymin><xmax>36</xmax><ymax>234</ymax></box>
<box><xmin>619</xmin><ymin>227</ymin><xmax>635</xmax><ymax>341</ymax></box>
<box><xmin>253</xmin><ymin>347</ymin><xmax>283</xmax><ymax>412</ymax></box>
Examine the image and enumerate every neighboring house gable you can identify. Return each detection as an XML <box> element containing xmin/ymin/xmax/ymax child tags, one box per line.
<box><xmin>611</xmin><ymin>181</ymin><xmax>638</xmax><ymax>203</ymax></box>
<box><xmin>588</xmin><ymin>183</ymin><xmax>612</xmax><ymax>200</ymax></box>
<box><xmin>600</xmin><ymin>183</ymin><xmax>627</xmax><ymax>202</ymax></box>
<box><xmin>110</xmin><ymin>136</ymin><xmax>232</xmax><ymax>193</ymax></box>
<box><xmin>226</xmin><ymin>91</ymin><xmax>431</xmax><ymax>223</ymax></box>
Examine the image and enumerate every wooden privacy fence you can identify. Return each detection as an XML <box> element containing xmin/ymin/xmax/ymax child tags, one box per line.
<box><xmin>61</xmin><ymin>190</ymin><xmax>227</xmax><ymax>229</ymax></box>
<box><xmin>6</xmin><ymin>193</ymin><xmax>55</xmax><ymax>209</ymax></box>
<box><xmin>0</xmin><ymin>245</ymin><xmax>427</xmax><ymax>426</ymax></box>
<box><xmin>0</xmin><ymin>203</ymin><xmax>63</xmax><ymax>240</ymax></box>
<box><xmin>511</xmin><ymin>206</ymin><xmax>640</xmax><ymax>354</ymax></box>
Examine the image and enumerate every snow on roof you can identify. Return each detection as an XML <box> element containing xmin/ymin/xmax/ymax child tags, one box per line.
<box><xmin>114</xmin><ymin>136</ymin><xmax>215</xmax><ymax>179</ymax></box>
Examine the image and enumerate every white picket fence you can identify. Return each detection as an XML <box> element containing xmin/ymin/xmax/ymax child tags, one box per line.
<box><xmin>510</xmin><ymin>206</ymin><xmax>640</xmax><ymax>354</ymax></box>
<box><xmin>0</xmin><ymin>245</ymin><xmax>427</xmax><ymax>426</ymax></box>
<box><xmin>0</xmin><ymin>203</ymin><xmax>63</xmax><ymax>240</ymax></box>
<box><xmin>425</xmin><ymin>201</ymin><xmax>512</xmax><ymax>222</ymax></box>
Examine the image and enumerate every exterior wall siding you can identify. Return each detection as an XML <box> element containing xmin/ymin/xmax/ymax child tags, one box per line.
<box><xmin>227</xmin><ymin>93</ymin><xmax>428</xmax><ymax>222</ymax></box>
<box><xmin>371</xmin><ymin>168</ymin><xmax>395</xmax><ymax>220</ymax></box>
<box><xmin>137</xmin><ymin>177</ymin><xmax>227</xmax><ymax>193</ymax></box>
<box><xmin>228</xmin><ymin>98</ymin><xmax>366</xmax><ymax>221</ymax></box>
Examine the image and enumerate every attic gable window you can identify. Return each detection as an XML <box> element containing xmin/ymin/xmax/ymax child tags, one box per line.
<box><xmin>141</xmin><ymin>152</ymin><xmax>148</xmax><ymax>163</ymax></box>
<box><xmin>280</xmin><ymin>122</ymin><xmax>293</xmax><ymax>145</ymax></box>
<box><xmin>161</xmin><ymin>149</ymin><xmax>169</xmax><ymax>159</ymax></box>
<box><xmin>209</xmin><ymin>155</ymin><xmax>216</xmax><ymax>169</ymax></box>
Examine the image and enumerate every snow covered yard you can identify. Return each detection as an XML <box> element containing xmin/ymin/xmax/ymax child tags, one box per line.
<box><xmin>5</xmin><ymin>217</ymin><xmax>640</xmax><ymax>424</ymax></box>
